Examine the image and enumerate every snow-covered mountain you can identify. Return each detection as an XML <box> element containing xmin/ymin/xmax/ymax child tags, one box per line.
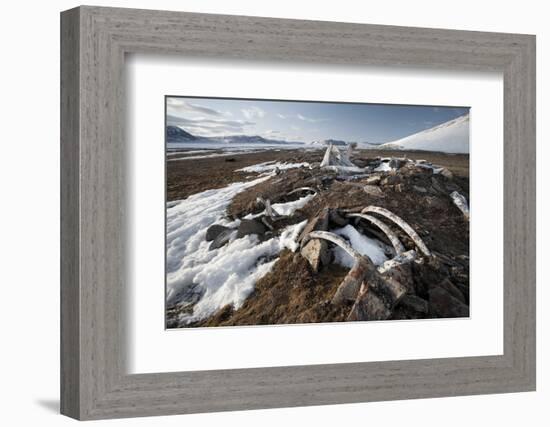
<box><xmin>380</xmin><ymin>114</ymin><xmax>470</xmax><ymax>154</ymax></box>
<box><xmin>166</xmin><ymin>126</ymin><xmax>197</xmax><ymax>142</ymax></box>
<box><xmin>166</xmin><ymin>126</ymin><xmax>301</xmax><ymax>145</ymax></box>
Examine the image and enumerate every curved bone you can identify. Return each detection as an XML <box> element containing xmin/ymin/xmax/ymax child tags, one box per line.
<box><xmin>256</xmin><ymin>197</ymin><xmax>279</xmax><ymax>219</ymax></box>
<box><xmin>302</xmin><ymin>230</ymin><xmax>368</xmax><ymax>304</ymax></box>
<box><xmin>302</xmin><ymin>230</ymin><xmax>361</xmax><ymax>259</ymax></box>
<box><xmin>287</xmin><ymin>187</ymin><xmax>317</xmax><ymax>197</ymax></box>
<box><xmin>303</xmin><ymin>230</ymin><xmax>415</xmax><ymax>308</ymax></box>
<box><xmin>348</xmin><ymin>213</ymin><xmax>405</xmax><ymax>255</ymax></box>
<box><xmin>450</xmin><ymin>191</ymin><xmax>470</xmax><ymax>220</ymax></box>
<box><xmin>377</xmin><ymin>249</ymin><xmax>416</xmax><ymax>274</ymax></box>
<box><xmin>361</xmin><ymin>206</ymin><xmax>431</xmax><ymax>257</ymax></box>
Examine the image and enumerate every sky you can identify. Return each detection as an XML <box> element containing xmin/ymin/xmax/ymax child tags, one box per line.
<box><xmin>166</xmin><ymin>96</ymin><xmax>469</xmax><ymax>144</ymax></box>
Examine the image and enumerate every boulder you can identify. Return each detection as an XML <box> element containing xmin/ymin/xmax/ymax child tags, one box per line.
<box><xmin>205</xmin><ymin>224</ymin><xmax>230</xmax><ymax>241</ymax></box>
<box><xmin>399</xmin><ymin>294</ymin><xmax>429</xmax><ymax>314</ymax></box>
<box><xmin>364</xmin><ymin>185</ymin><xmax>384</xmax><ymax>197</ymax></box>
<box><xmin>300</xmin><ymin>239</ymin><xmax>330</xmax><ymax>272</ymax></box>
<box><xmin>436</xmin><ymin>278</ymin><xmax>466</xmax><ymax>304</ymax></box>
<box><xmin>298</xmin><ymin>208</ymin><xmax>330</xmax><ymax>242</ymax></box>
<box><xmin>413</xmin><ymin>185</ymin><xmax>427</xmax><ymax>193</ymax></box>
<box><xmin>209</xmin><ymin>229</ymin><xmax>235</xmax><ymax>250</ymax></box>
<box><xmin>329</xmin><ymin>209</ymin><xmax>348</xmax><ymax>227</ymax></box>
<box><xmin>428</xmin><ymin>287</ymin><xmax>469</xmax><ymax>318</ymax></box>
<box><xmin>236</xmin><ymin>219</ymin><xmax>267</xmax><ymax>238</ymax></box>
<box><xmin>439</xmin><ymin>167</ymin><xmax>454</xmax><ymax>179</ymax></box>
<box><xmin>365</xmin><ymin>175</ymin><xmax>381</xmax><ymax>185</ymax></box>
<box><xmin>389</xmin><ymin>158</ymin><xmax>406</xmax><ymax>169</ymax></box>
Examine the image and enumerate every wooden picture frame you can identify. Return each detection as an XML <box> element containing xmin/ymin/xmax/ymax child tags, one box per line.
<box><xmin>60</xmin><ymin>6</ymin><xmax>536</xmax><ymax>420</ymax></box>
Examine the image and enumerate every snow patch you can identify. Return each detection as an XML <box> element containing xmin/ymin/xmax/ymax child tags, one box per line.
<box><xmin>271</xmin><ymin>194</ymin><xmax>315</xmax><ymax>216</ymax></box>
<box><xmin>237</xmin><ymin>161</ymin><xmax>310</xmax><ymax>173</ymax></box>
<box><xmin>374</xmin><ymin>162</ymin><xmax>392</xmax><ymax>172</ymax></box>
<box><xmin>331</xmin><ymin>225</ymin><xmax>388</xmax><ymax>268</ymax></box>
<box><xmin>166</xmin><ymin>176</ymin><xmax>308</xmax><ymax>325</ymax></box>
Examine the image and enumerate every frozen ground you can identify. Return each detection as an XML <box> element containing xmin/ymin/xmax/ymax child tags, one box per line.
<box><xmin>166</xmin><ymin>169</ymin><xmax>311</xmax><ymax>325</ymax></box>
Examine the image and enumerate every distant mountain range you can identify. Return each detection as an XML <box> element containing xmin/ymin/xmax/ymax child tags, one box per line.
<box><xmin>166</xmin><ymin>126</ymin><xmax>196</xmax><ymax>141</ymax></box>
<box><xmin>167</xmin><ymin>117</ymin><xmax>469</xmax><ymax>153</ymax></box>
<box><xmin>166</xmin><ymin>126</ymin><xmax>300</xmax><ymax>145</ymax></box>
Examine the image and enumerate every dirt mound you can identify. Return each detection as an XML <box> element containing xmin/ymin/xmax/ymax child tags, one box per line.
<box><xmin>167</xmin><ymin>149</ymin><xmax>470</xmax><ymax>328</ymax></box>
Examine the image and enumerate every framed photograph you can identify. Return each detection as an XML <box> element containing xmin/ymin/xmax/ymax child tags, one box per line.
<box><xmin>61</xmin><ymin>6</ymin><xmax>536</xmax><ymax>420</ymax></box>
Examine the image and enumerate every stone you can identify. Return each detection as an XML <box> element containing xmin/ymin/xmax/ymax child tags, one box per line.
<box><xmin>389</xmin><ymin>158</ymin><xmax>406</xmax><ymax>169</ymax></box>
<box><xmin>363</xmin><ymin>185</ymin><xmax>384</xmax><ymax>197</ymax></box>
<box><xmin>298</xmin><ymin>208</ymin><xmax>330</xmax><ymax>242</ymax></box>
<box><xmin>300</xmin><ymin>239</ymin><xmax>330</xmax><ymax>272</ymax></box>
<box><xmin>365</xmin><ymin>175</ymin><xmax>381</xmax><ymax>185</ymax></box>
<box><xmin>329</xmin><ymin>209</ymin><xmax>348</xmax><ymax>227</ymax></box>
<box><xmin>209</xmin><ymin>229</ymin><xmax>235</xmax><ymax>250</ymax></box>
<box><xmin>428</xmin><ymin>287</ymin><xmax>469</xmax><ymax>318</ymax></box>
<box><xmin>430</xmin><ymin>176</ymin><xmax>446</xmax><ymax>194</ymax></box>
<box><xmin>236</xmin><ymin>219</ymin><xmax>267</xmax><ymax>238</ymax></box>
<box><xmin>399</xmin><ymin>294</ymin><xmax>429</xmax><ymax>314</ymax></box>
<box><xmin>436</xmin><ymin>278</ymin><xmax>466</xmax><ymax>304</ymax></box>
<box><xmin>205</xmin><ymin>224</ymin><xmax>230</xmax><ymax>242</ymax></box>
<box><xmin>413</xmin><ymin>185</ymin><xmax>427</xmax><ymax>193</ymax></box>
<box><xmin>439</xmin><ymin>167</ymin><xmax>454</xmax><ymax>179</ymax></box>
<box><xmin>347</xmin><ymin>285</ymin><xmax>392</xmax><ymax>321</ymax></box>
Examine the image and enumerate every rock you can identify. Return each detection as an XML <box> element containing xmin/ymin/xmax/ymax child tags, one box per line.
<box><xmin>439</xmin><ymin>167</ymin><xmax>454</xmax><ymax>179</ymax></box>
<box><xmin>430</xmin><ymin>176</ymin><xmax>446</xmax><ymax>194</ymax></box>
<box><xmin>347</xmin><ymin>285</ymin><xmax>392</xmax><ymax>321</ymax></box>
<box><xmin>428</xmin><ymin>287</ymin><xmax>469</xmax><ymax>318</ymax></box>
<box><xmin>389</xmin><ymin>158</ymin><xmax>406</xmax><ymax>169</ymax></box>
<box><xmin>300</xmin><ymin>239</ymin><xmax>330</xmax><ymax>272</ymax></box>
<box><xmin>224</xmin><ymin>157</ymin><xmax>236</xmax><ymax>162</ymax></box>
<box><xmin>236</xmin><ymin>219</ymin><xmax>267</xmax><ymax>238</ymax></box>
<box><xmin>329</xmin><ymin>209</ymin><xmax>348</xmax><ymax>227</ymax></box>
<box><xmin>400</xmin><ymin>294</ymin><xmax>429</xmax><ymax>314</ymax></box>
<box><xmin>205</xmin><ymin>224</ymin><xmax>230</xmax><ymax>241</ymax></box>
<box><xmin>365</xmin><ymin>175</ymin><xmax>381</xmax><ymax>185</ymax></box>
<box><xmin>413</xmin><ymin>185</ymin><xmax>427</xmax><ymax>193</ymax></box>
<box><xmin>382</xmin><ymin>174</ymin><xmax>402</xmax><ymax>185</ymax></box>
<box><xmin>298</xmin><ymin>209</ymin><xmax>330</xmax><ymax>242</ymax></box>
<box><xmin>363</xmin><ymin>185</ymin><xmax>384</xmax><ymax>197</ymax></box>
<box><xmin>436</xmin><ymin>278</ymin><xmax>466</xmax><ymax>304</ymax></box>
<box><xmin>209</xmin><ymin>229</ymin><xmax>235</xmax><ymax>250</ymax></box>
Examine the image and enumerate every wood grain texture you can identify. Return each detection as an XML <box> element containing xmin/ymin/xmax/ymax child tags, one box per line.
<box><xmin>60</xmin><ymin>6</ymin><xmax>536</xmax><ymax>420</ymax></box>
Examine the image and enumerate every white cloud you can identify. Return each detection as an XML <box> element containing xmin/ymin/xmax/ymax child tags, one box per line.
<box><xmin>241</xmin><ymin>106</ymin><xmax>266</xmax><ymax>120</ymax></box>
<box><xmin>278</xmin><ymin>112</ymin><xmax>327</xmax><ymax>123</ymax></box>
<box><xmin>297</xmin><ymin>113</ymin><xmax>327</xmax><ymax>123</ymax></box>
<box><xmin>166</xmin><ymin>98</ymin><xmax>224</xmax><ymax>117</ymax></box>
<box><xmin>167</xmin><ymin>114</ymin><xmax>254</xmax><ymax>137</ymax></box>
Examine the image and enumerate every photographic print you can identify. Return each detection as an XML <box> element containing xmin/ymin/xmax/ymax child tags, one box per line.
<box><xmin>165</xmin><ymin>97</ymin><xmax>470</xmax><ymax>329</ymax></box>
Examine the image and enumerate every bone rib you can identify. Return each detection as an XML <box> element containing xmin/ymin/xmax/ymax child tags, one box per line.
<box><xmin>287</xmin><ymin>187</ymin><xmax>318</xmax><ymax>197</ymax></box>
<box><xmin>348</xmin><ymin>213</ymin><xmax>405</xmax><ymax>255</ymax></box>
<box><xmin>361</xmin><ymin>206</ymin><xmax>431</xmax><ymax>257</ymax></box>
<box><xmin>301</xmin><ymin>230</ymin><xmax>368</xmax><ymax>304</ymax></box>
<box><xmin>256</xmin><ymin>197</ymin><xmax>278</xmax><ymax>219</ymax></box>
<box><xmin>450</xmin><ymin>191</ymin><xmax>470</xmax><ymax>220</ymax></box>
<box><xmin>302</xmin><ymin>230</ymin><xmax>361</xmax><ymax>259</ymax></box>
<box><xmin>377</xmin><ymin>249</ymin><xmax>417</xmax><ymax>274</ymax></box>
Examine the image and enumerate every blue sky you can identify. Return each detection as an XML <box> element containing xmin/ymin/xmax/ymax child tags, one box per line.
<box><xmin>166</xmin><ymin>96</ymin><xmax>469</xmax><ymax>144</ymax></box>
